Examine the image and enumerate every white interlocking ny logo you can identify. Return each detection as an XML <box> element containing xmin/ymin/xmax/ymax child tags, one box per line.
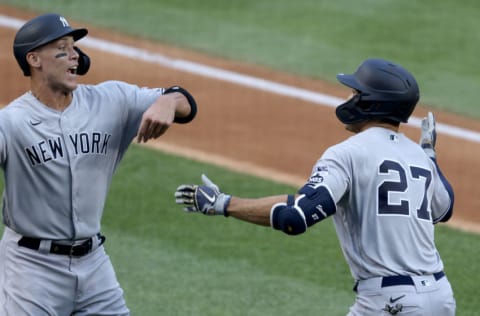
<box><xmin>59</xmin><ymin>16</ymin><xmax>70</xmax><ymax>28</ymax></box>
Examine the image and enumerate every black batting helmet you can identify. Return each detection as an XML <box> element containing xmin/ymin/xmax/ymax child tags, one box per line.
<box><xmin>335</xmin><ymin>58</ymin><xmax>419</xmax><ymax>124</ymax></box>
<box><xmin>13</xmin><ymin>13</ymin><xmax>88</xmax><ymax>76</ymax></box>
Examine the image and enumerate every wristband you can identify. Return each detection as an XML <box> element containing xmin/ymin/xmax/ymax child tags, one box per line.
<box><xmin>163</xmin><ymin>86</ymin><xmax>197</xmax><ymax>124</ymax></box>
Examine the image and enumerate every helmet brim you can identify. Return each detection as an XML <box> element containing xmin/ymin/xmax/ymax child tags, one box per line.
<box><xmin>69</xmin><ymin>28</ymin><xmax>88</xmax><ymax>42</ymax></box>
<box><xmin>39</xmin><ymin>27</ymin><xmax>88</xmax><ymax>50</ymax></box>
<box><xmin>336</xmin><ymin>73</ymin><xmax>364</xmax><ymax>92</ymax></box>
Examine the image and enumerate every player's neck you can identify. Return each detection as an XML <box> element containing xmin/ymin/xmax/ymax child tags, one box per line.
<box><xmin>30</xmin><ymin>83</ymin><xmax>73</xmax><ymax>111</ymax></box>
<box><xmin>347</xmin><ymin>121</ymin><xmax>399</xmax><ymax>134</ymax></box>
<box><xmin>360</xmin><ymin>122</ymin><xmax>400</xmax><ymax>134</ymax></box>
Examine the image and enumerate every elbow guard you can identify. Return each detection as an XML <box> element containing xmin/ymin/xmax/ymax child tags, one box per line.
<box><xmin>297</xmin><ymin>184</ymin><xmax>336</xmax><ymax>226</ymax></box>
<box><xmin>271</xmin><ymin>185</ymin><xmax>336</xmax><ymax>235</ymax></box>
<box><xmin>163</xmin><ymin>86</ymin><xmax>198</xmax><ymax>124</ymax></box>
<box><xmin>271</xmin><ymin>196</ymin><xmax>307</xmax><ymax>236</ymax></box>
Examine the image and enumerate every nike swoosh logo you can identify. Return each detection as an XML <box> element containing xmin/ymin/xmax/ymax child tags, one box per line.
<box><xmin>389</xmin><ymin>294</ymin><xmax>406</xmax><ymax>303</ymax></box>
<box><xmin>29</xmin><ymin>120</ymin><xmax>41</xmax><ymax>126</ymax></box>
<box><xmin>198</xmin><ymin>187</ymin><xmax>215</xmax><ymax>203</ymax></box>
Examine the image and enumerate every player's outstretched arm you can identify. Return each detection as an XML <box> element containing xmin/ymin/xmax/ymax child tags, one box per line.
<box><xmin>174</xmin><ymin>174</ymin><xmax>285</xmax><ymax>226</ymax></box>
<box><xmin>175</xmin><ymin>174</ymin><xmax>337</xmax><ymax>234</ymax></box>
<box><xmin>419</xmin><ymin>111</ymin><xmax>436</xmax><ymax>159</ymax></box>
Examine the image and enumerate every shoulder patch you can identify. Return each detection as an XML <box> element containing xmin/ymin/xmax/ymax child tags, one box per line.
<box><xmin>308</xmin><ymin>165</ymin><xmax>329</xmax><ymax>184</ymax></box>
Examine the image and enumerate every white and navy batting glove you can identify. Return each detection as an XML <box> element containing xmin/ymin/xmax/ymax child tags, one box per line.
<box><xmin>419</xmin><ymin>111</ymin><xmax>437</xmax><ymax>159</ymax></box>
<box><xmin>175</xmin><ymin>174</ymin><xmax>231</xmax><ymax>216</ymax></box>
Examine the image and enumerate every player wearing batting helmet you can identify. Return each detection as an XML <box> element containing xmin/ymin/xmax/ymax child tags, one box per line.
<box><xmin>0</xmin><ymin>13</ymin><xmax>197</xmax><ymax>315</ymax></box>
<box><xmin>175</xmin><ymin>59</ymin><xmax>455</xmax><ymax>315</ymax></box>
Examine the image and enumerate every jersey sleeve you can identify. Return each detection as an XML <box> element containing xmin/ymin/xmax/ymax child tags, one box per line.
<box><xmin>303</xmin><ymin>146</ymin><xmax>350</xmax><ymax>205</ymax></box>
<box><xmin>0</xmin><ymin>112</ymin><xmax>8</xmax><ymax>165</ymax></box>
<box><xmin>430</xmin><ymin>158</ymin><xmax>454</xmax><ymax>223</ymax></box>
<box><xmin>116</xmin><ymin>81</ymin><xmax>163</xmax><ymax>126</ymax></box>
<box><xmin>103</xmin><ymin>81</ymin><xmax>163</xmax><ymax>152</ymax></box>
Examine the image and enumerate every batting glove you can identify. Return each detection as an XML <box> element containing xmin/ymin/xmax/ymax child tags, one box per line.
<box><xmin>175</xmin><ymin>174</ymin><xmax>231</xmax><ymax>216</ymax></box>
<box><xmin>419</xmin><ymin>111</ymin><xmax>437</xmax><ymax>159</ymax></box>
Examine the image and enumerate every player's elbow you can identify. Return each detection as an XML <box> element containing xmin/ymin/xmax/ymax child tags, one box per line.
<box><xmin>271</xmin><ymin>205</ymin><xmax>307</xmax><ymax>236</ymax></box>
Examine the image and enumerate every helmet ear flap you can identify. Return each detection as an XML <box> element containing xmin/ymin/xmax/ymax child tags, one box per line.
<box><xmin>74</xmin><ymin>46</ymin><xmax>90</xmax><ymax>75</ymax></box>
<box><xmin>336</xmin><ymin>94</ymin><xmax>367</xmax><ymax>124</ymax></box>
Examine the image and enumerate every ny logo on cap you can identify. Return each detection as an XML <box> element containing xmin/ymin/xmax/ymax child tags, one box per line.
<box><xmin>59</xmin><ymin>16</ymin><xmax>70</xmax><ymax>28</ymax></box>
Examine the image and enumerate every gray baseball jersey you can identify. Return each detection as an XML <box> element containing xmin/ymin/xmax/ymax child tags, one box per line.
<box><xmin>0</xmin><ymin>80</ymin><xmax>163</xmax><ymax>240</ymax></box>
<box><xmin>306</xmin><ymin>127</ymin><xmax>453</xmax><ymax>281</ymax></box>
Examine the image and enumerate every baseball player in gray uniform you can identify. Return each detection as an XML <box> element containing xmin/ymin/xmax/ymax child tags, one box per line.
<box><xmin>0</xmin><ymin>13</ymin><xmax>197</xmax><ymax>315</ymax></box>
<box><xmin>175</xmin><ymin>58</ymin><xmax>456</xmax><ymax>315</ymax></box>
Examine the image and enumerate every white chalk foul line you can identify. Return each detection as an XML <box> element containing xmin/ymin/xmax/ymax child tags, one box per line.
<box><xmin>1</xmin><ymin>14</ymin><xmax>479</xmax><ymax>143</ymax></box>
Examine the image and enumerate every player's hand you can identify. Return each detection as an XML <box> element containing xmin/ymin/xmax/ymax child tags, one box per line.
<box><xmin>175</xmin><ymin>174</ymin><xmax>231</xmax><ymax>216</ymax></box>
<box><xmin>136</xmin><ymin>95</ymin><xmax>176</xmax><ymax>143</ymax></box>
<box><xmin>419</xmin><ymin>111</ymin><xmax>436</xmax><ymax>159</ymax></box>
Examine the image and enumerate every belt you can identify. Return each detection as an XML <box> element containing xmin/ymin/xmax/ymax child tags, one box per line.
<box><xmin>353</xmin><ymin>271</ymin><xmax>445</xmax><ymax>292</ymax></box>
<box><xmin>381</xmin><ymin>271</ymin><xmax>445</xmax><ymax>287</ymax></box>
<box><xmin>18</xmin><ymin>233</ymin><xmax>105</xmax><ymax>257</ymax></box>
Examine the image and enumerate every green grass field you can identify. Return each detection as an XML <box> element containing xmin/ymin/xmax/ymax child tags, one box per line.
<box><xmin>1</xmin><ymin>1</ymin><xmax>480</xmax><ymax>315</ymax></box>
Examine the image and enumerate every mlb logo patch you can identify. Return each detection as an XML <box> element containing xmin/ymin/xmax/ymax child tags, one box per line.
<box><xmin>420</xmin><ymin>279</ymin><xmax>431</xmax><ymax>287</ymax></box>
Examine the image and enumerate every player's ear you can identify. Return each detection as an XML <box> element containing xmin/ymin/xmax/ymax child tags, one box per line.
<box><xmin>25</xmin><ymin>51</ymin><xmax>42</xmax><ymax>74</ymax></box>
<box><xmin>26</xmin><ymin>51</ymin><xmax>42</xmax><ymax>71</ymax></box>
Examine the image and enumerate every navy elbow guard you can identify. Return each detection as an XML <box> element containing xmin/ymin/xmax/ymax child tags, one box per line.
<box><xmin>163</xmin><ymin>86</ymin><xmax>197</xmax><ymax>124</ymax></box>
<box><xmin>297</xmin><ymin>184</ymin><xmax>336</xmax><ymax>226</ymax></box>
<box><xmin>271</xmin><ymin>198</ymin><xmax>307</xmax><ymax>236</ymax></box>
<box><xmin>271</xmin><ymin>186</ymin><xmax>336</xmax><ymax>235</ymax></box>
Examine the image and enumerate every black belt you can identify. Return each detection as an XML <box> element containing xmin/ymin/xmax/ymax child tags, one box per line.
<box><xmin>353</xmin><ymin>271</ymin><xmax>445</xmax><ymax>292</ymax></box>
<box><xmin>18</xmin><ymin>233</ymin><xmax>105</xmax><ymax>257</ymax></box>
<box><xmin>381</xmin><ymin>271</ymin><xmax>445</xmax><ymax>287</ymax></box>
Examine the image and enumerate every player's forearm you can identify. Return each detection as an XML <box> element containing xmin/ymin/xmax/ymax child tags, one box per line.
<box><xmin>226</xmin><ymin>195</ymin><xmax>288</xmax><ymax>227</ymax></box>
